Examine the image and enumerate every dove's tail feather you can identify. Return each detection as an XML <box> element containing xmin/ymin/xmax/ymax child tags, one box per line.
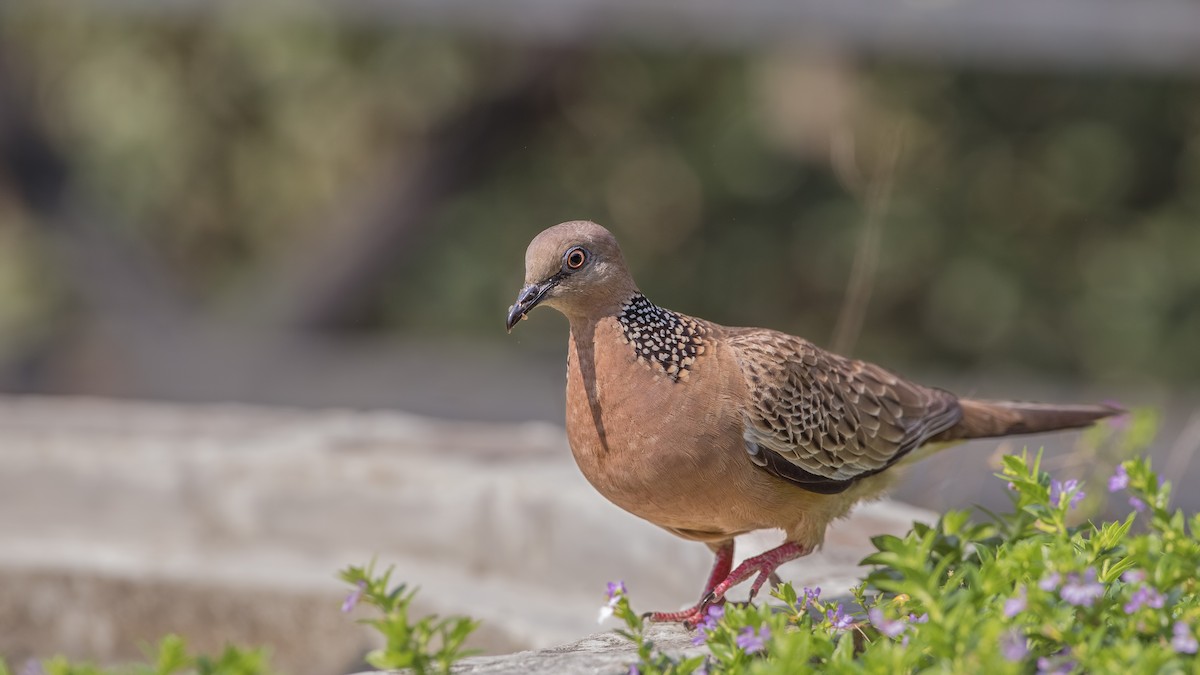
<box><xmin>935</xmin><ymin>399</ymin><xmax>1122</xmax><ymax>442</ymax></box>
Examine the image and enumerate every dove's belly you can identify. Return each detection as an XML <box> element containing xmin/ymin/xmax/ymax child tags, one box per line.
<box><xmin>562</xmin><ymin>318</ymin><xmax>862</xmax><ymax>546</ymax></box>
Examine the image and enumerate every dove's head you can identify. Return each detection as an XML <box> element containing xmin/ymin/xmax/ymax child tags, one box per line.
<box><xmin>506</xmin><ymin>221</ymin><xmax>638</xmax><ymax>331</ymax></box>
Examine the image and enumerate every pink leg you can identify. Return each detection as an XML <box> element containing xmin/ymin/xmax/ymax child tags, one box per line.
<box><xmin>648</xmin><ymin>542</ymin><xmax>735</xmax><ymax>623</ymax></box>
<box><xmin>649</xmin><ymin>541</ymin><xmax>808</xmax><ymax>626</ymax></box>
<box><xmin>701</xmin><ymin>542</ymin><xmax>736</xmax><ymax>597</ymax></box>
<box><xmin>706</xmin><ymin>541</ymin><xmax>807</xmax><ymax>604</ymax></box>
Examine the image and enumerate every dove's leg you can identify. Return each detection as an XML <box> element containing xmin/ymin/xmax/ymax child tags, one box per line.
<box><xmin>646</xmin><ymin>541</ymin><xmax>734</xmax><ymax>624</ymax></box>
<box><xmin>648</xmin><ymin>541</ymin><xmax>808</xmax><ymax>626</ymax></box>
<box><xmin>699</xmin><ymin>541</ymin><xmax>736</xmax><ymax>598</ymax></box>
<box><xmin>706</xmin><ymin>541</ymin><xmax>807</xmax><ymax>603</ymax></box>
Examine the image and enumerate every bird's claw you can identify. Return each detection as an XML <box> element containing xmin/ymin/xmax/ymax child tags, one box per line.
<box><xmin>646</xmin><ymin>592</ymin><xmax>726</xmax><ymax>626</ymax></box>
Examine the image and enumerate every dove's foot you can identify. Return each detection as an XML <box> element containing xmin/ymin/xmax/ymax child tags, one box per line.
<box><xmin>646</xmin><ymin>541</ymin><xmax>808</xmax><ymax>626</ymax></box>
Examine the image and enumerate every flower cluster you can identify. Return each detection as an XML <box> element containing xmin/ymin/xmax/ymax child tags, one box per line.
<box><xmin>785</xmin><ymin>584</ymin><xmax>856</xmax><ymax>634</ymax></box>
<box><xmin>999</xmin><ymin>630</ymin><xmax>1028</xmax><ymax>662</ymax></box>
<box><xmin>735</xmin><ymin>625</ymin><xmax>770</xmax><ymax>654</ymax></box>
<box><xmin>1172</xmin><ymin>622</ymin><xmax>1198</xmax><ymax>655</ymax></box>
<box><xmin>803</xmin><ymin>586</ymin><xmax>821</xmax><ymax>605</ymax></box>
<box><xmin>1122</xmin><ymin>571</ymin><xmax>1165</xmax><ymax>615</ymax></box>
<box><xmin>1038</xmin><ymin>572</ymin><xmax>1061</xmax><ymax>592</ymax></box>
<box><xmin>1107</xmin><ymin>464</ymin><xmax>1130</xmax><ymax>491</ymax></box>
<box><xmin>1003</xmin><ymin>586</ymin><xmax>1027</xmax><ymax>618</ymax></box>
<box><xmin>866</xmin><ymin>608</ymin><xmax>906</xmax><ymax>639</ymax></box>
<box><xmin>1005</xmin><ymin>566</ymin><xmax>1107</xmax><ymax>619</ymax></box>
<box><xmin>1059</xmin><ymin>569</ymin><xmax>1105</xmax><ymax>607</ymax></box>
<box><xmin>798</xmin><ymin>586</ymin><xmax>854</xmax><ymax>633</ymax></box>
<box><xmin>825</xmin><ymin>604</ymin><xmax>853</xmax><ymax>631</ymax></box>
<box><xmin>1036</xmin><ymin>648</ymin><xmax>1076</xmax><ymax>674</ymax></box>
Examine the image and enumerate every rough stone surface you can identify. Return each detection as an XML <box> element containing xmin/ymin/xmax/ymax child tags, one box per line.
<box><xmin>439</xmin><ymin>624</ymin><xmax>703</xmax><ymax>674</ymax></box>
<box><xmin>0</xmin><ymin>396</ymin><xmax>933</xmax><ymax>673</ymax></box>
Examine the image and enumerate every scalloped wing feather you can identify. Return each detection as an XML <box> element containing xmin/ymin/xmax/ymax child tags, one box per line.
<box><xmin>727</xmin><ymin>329</ymin><xmax>962</xmax><ymax>494</ymax></box>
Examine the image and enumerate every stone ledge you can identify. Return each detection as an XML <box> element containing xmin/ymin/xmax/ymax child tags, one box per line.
<box><xmin>420</xmin><ymin>624</ymin><xmax>702</xmax><ymax>675</ymax></box>
<box><xmin>0</xmin><ymin>396</ymin><xmax>933</xmax><ymax>673</ymax></box>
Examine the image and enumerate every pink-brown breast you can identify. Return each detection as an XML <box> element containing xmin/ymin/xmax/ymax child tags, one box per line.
<box><xmin>563</xmin><ymin>316</ymin><xmax>856</xmax><ymax>546</ymax></box>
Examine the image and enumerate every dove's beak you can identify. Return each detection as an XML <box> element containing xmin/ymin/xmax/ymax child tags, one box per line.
<box><xmin>505</xmin><ymin>279</ymin><xmax>556</xmax><ymax>332</ymax></box>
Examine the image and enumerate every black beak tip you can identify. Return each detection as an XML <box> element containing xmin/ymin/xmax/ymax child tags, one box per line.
<box><xmin>505</xmin><ymin>304</ymin><xmax>523</xmax><ymax>333</ymax></box>
<box><xmin>507</xmin><ymin>281</ymin><xmax>551</xmax><ymax>333</ymax></box>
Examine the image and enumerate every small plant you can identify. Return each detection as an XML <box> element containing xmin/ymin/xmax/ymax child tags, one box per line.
<box><xmin>338</xmin><ymin>560</ymin><xmax>480</xmax><ymax>674</ymax></box>
<box><xmin>1</xmin><ymin>635</ymin><xmax>271</xmax><ymax>675</ymax></box>
<box><xmin>604</xmin><ymin>412</ymin><xmax>1200</xmax><ymax>673</ymax></box>
<box><xmin>599</xmin><ymin>581</ymin><xmax>708</xmax><ymax>674</ymax></box>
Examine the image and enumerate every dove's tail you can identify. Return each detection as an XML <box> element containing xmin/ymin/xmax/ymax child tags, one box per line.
<box><xmin>935</xmin><ymin>399</ymin><xmax>1122</xmax><ymax>442</ymax></box>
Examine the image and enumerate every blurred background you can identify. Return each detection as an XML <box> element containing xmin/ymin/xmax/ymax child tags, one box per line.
<box><xmin>1</xmin><ymin>0</ymin><xmax>1199</xmax><ymax>671</ymax></box>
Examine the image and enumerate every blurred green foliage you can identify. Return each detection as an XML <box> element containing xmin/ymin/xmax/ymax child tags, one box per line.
<box><xmin>2</xmin><ymin>4</ymin><xmax>1198</xmax><ymax>384</ymax></box>
<box><xmin>0</xmin><ymin>634</ymin><xmax>272</xmax><ymax>674</ymax></box>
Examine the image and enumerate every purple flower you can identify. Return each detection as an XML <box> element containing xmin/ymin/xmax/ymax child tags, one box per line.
<box><xmin>1143</xmin><ymin>588</ymin><xmax>1165</xmax><ymax>609</ymax></box>
<box><xmin>1050</xmin><ymin>479</ymin><xmax>1085</xmax><ymax>509</ymax></box>
<box><xmin>736</xmin><ymin>625</ymin><xmax>770</xmax><ymax>654</ymax></box>
<box><xmin>1130</xmin><ymin>496</ymin><xmax>1147</xmax><ymax>512</ymax></box>
<box><xmin>703</xmin><ymin>604</ymin><xmax>725</xmax><ymax>624</ymax></box>
<box><xmin>1123</xmin><ymin>585</ymin><xmax>1165</xmax><ymax>614</ymax></box>
<box><xmin>1037</xmin><ymin>652</ymin><xmax>1076</xmax><ymax>675</ymax></box>
<box><xmin>691</xmin><ymin>604</ymin><xmax>725</xmax><ymax>645</ymax></box>
<box><xmin>20</xmin><ymin>660</ymin><xmax>45</xmax><ymax>675</ymax></box>
<box><xmin>1039</xmin><ymin>572</ymin><xmax>1062</xmax><ymax>592</ymax></box>
<box><xmin>1173</xmin><ymin>622</ymin><xmax>1199</xmax><ymax>655</ymax></box>
<box><xmin>909</xmin><ymin>612</ymin><xmax>929</xmax><ymax>624</ymax></box>
<box><xmin>868</xmin><ymin>608</ymin><xmax>907</xmax><ymax>638</ymax></box>
<box><xmin>628</xmin><ymin>665</ymin><xmax>641</xmax><ymax>675</ymax></box>
<box><xmin>1071</xmin><ymin>490</ymin><xmax>1086</xmax><ymax>509</ymax></box>
<box><xmin>699</xmin><ymin>606</ymin><xmax>724</xmax><ymax>632</ymax></box>
<box><xmin>803</xmin><ymin>586</ymin><xmax>821</xmax><ymax>604</ymax></box>
<box><xmin>599</xmin><ymin>580</ymin><xmax>628</xmax><ymax>623</ymax></box>
<box><xmin>1060</xmin><ymin>569</ymin><xmax>1105</xmax><ymax>607</ymax></box>
<box><xmin>1004</xmin><ymin>586</ymin><xmax>1027</xmax><ymax>618</ymax></box>
<box><xmin>826</xmin><ymin>604</ymin><xmax>853</xmax><ymax>631</ymax></box>
<box><xmin>1120</xmin><ymin>569</ymin><xmax>1146</xmax><ymax>584</ymax></box>
<box><xmin>341</xmin><ymin>580</ymin><xmax>366</xmax><ymax>613</ymax></box>
<box><xmin>999</xmin><ymin>629</ymin><xmax>1028</xmax><ymax>662</ymax></box>
<box><xmin>1108</xmin><ymin>464</ymin><xmax>1130</xmax><ymax>492</ymax></box>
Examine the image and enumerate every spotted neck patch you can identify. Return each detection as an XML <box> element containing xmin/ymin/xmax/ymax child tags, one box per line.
<box><xmin>617</xmin><ymin>294</ymin><xmax>707</xmax><ymax>381</ymax></box>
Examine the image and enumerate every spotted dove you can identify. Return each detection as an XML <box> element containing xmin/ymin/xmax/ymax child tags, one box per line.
<box><xmin>505</xmin><ymin>221</ymin><xmax>1119</xmax><ymax>625</ymax></box>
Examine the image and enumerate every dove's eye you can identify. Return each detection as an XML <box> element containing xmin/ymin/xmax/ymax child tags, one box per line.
<box><xmin>565</xmin><ymin>247</ymin><xmax>588</xmax><ymax>270</ymax></box>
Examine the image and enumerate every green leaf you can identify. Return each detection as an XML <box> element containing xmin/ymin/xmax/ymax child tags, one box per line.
<box><xmin>870</xmin><ymin>534</ymin><xmax>906</xmax><ymax>553</ymax></box>
<box><xmin>774</xmin><ymin>582</ymin><xmax>798</xmax><ymax>607</ymax></box>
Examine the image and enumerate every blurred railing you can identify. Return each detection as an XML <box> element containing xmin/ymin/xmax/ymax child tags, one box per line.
<box><xmin>35</xmin><ymin>0</ymin><xmax>1200</xmax><ymax>72</ymax></box>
